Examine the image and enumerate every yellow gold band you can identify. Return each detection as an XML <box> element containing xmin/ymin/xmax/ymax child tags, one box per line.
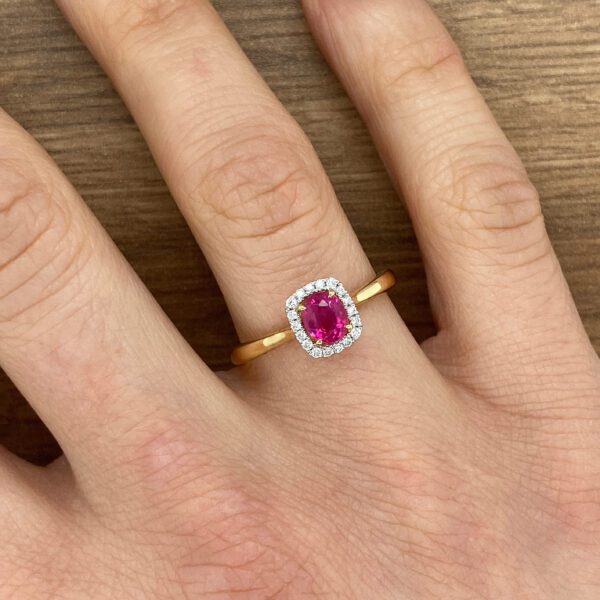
<box><xmin>231</xmin><ymin>270</ymin><xmax>396</xmax><ymax>365</ymax></box>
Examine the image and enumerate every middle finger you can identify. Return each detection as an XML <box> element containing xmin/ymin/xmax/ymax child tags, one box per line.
<box><xmin>56</xmin><ymin>0</ymin><xmax>396</xmax><ymax>348</ymax></box>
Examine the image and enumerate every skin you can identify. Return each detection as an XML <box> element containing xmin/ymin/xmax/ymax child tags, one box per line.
<box><xmin>0</xmin><ymin>0</ymin><xmax>599</xmax><ymax>598</ymax></box>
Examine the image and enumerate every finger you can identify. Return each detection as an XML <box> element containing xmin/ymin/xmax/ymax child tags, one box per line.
<box><xmin>302</xmin><ymin>1</ymin><xmax>591</xmax><ymax>371</ymax></box>
<box><xmin>0</xmin><ymin>110</ymin><xmax>228</xmax><ymax>474</ymax></box>
<box><xmin>54</xmin><ymin>0</ymin><xmax>401</xmax><ymax>350</ymax></box>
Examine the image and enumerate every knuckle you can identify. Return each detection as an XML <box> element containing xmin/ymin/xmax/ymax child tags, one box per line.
<box><xmin>0</xmin><ymin>159</ymin><xmax>84</xmax><ymax>323</ymax></box>
<box><xmin>429</xmin><ymin>150</ymin><xmax>552</xmax><ymax>262</ymax></box>
<box><xmin>365</xmin><ymin>451</ymin><xmax>494</xmax><ymax>593</ymax></box>
<box><xmin>120</xmin><ymin>415</ymin><xmax>319</xmax><ymax>597</ymax></box>
<box><xmin>373</xmin><ymin>33</ymin><xmax>465</xmax><ymax>103</ymax></box>
<box><xmin>119</xmin><ymin>412</ymin><xmax>224</xmax><ymax>496</ymax></box>
<box><xmin>453</xmin><ymin>162</ymin><xmax>542</xmax><ymax>232</ymax></box>
<box><xmin>191</xmin><ymin>125</ymin><xmax>330</xmax><ymax>255</ymax></box>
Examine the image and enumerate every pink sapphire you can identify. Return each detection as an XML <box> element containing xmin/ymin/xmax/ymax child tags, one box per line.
<box><xmin>300</xmin><ymin>291</ymin><xmax>350</xmax><ymax>345</ymax></box>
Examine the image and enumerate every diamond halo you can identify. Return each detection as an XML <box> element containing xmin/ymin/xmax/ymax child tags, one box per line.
<box><xmin>285</xmin><ymin>277</ymin><xmax>362</xmax><ymax>359</ymax></box>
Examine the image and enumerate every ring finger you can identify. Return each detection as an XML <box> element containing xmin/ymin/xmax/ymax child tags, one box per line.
<box><xmin>55</xmin><ymin>0</ymin><xmax>407</xmax><ymax>357</ymax></box>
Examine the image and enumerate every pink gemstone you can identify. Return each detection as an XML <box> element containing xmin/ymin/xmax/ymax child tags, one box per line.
<box><xmin>300</xmin><ymin>291</ymin><xmax>350</xmax><ymax>345</ymax></box>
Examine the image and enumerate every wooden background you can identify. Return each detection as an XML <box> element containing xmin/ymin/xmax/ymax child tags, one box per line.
<box><xmin>0</xmin><ymin>0</ymin><xmax>599</xmax><ymax>465</ymax></box>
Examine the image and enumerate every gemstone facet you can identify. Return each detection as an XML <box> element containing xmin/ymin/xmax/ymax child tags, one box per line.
<box><xmin>300</xmin><ymin>291</ymin><xmax>350</xmax><ymax>345</ymax></box>
<box><xmin>285</xmin><ymin>277</ymin><xmax>361</xmax><ymax>359</ymax></box>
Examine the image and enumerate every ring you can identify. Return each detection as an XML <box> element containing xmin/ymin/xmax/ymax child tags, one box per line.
<box><xmin>231</xmin><ymin>270</ymin><xmax>397</xmax><ymax>365</ymax></box>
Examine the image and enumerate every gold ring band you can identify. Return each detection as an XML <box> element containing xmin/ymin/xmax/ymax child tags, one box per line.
<box><xmin>231</xmin><ymin>270</ymin><xmax>396</xmax><ymax>365</ymax></box>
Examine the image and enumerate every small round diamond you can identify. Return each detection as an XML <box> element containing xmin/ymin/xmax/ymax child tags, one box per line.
<box><xmin>302</xmin><ymin>339</ymin><xmax>313</xmax><ymax>351</ymax></box>
<box><xmin>296</xmin><ymin>330</ymin><xmax>308</xmax><ymax>343</ymax></box>
<box><xmin>350</xmin><ymin>326</ymin><xmax>362</xmax><ymax>340</ymax></box>
<box><xmin>325</xmin><ymin>277</ymin><xmax>338</xmax><ymax>289</ymax></box>
<box><xmin>342</xmin><ymin>336</ymin><xmax>353</xmax><ymax>348</ymax></box>
<box><xmin>286</xmin><ymin>297</ymin><xmax>298</xmax><ymax>310</ymax></box>
<box><xmin>310</xmin><ymin>347</ymin><xmax>323</xmax><ymax>358</ymax></box>
<box><xmin>315</xmin><ymin>279</ymin><xmax>326</xmax><ymax>290</ymax></box>
<box><xmin>333</xmin><ymin>343</ymin><xmax>344</xmax><ymax>354</ymax></box>
<box><xmin>322</xmin><ymin>347</ymin><xmax>334</xmax><ymax>357</ymax></box>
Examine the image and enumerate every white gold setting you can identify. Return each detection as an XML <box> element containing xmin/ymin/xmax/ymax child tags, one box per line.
<box><xmin>285</xmin><ymin>277</ymin><xmax>362</xmax><ymax>359</ymax></box>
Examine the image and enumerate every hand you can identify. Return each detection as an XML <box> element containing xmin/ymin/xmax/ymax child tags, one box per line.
<box><xmin>1</xmin><ymin>0</ymin><xmax>599</xmax><ymax>598</ymax></box>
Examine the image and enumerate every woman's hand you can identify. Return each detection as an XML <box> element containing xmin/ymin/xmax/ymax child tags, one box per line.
<box><xmin>1</xmin><ymin>0</ymin><xmax>599</xmax><ymax>598</ymax></box>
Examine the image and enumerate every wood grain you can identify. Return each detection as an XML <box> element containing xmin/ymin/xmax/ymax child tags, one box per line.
<box><xmin>0</xmin><ymin>0</ymin><xmax>599</xmax><ymax>464</ymax></box>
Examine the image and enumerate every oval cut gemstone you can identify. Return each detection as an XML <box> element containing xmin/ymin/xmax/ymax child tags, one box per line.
<box><xmin>300</xmin><ymin>291</ymin><xmax>350</xmax><ymax>345</ymax></box>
